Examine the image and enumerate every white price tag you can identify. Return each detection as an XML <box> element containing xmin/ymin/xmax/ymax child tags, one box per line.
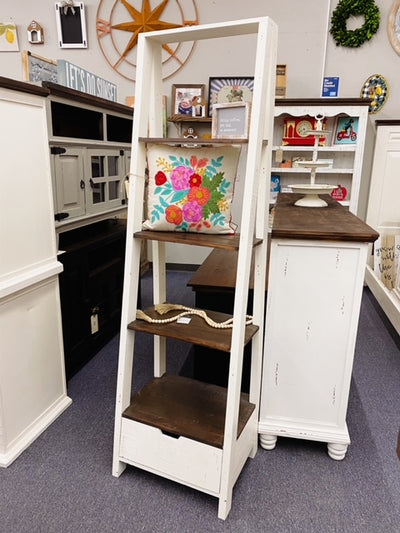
<box><xmin>177</xmin><ymin>317</ymin><xmax>191</xmax><ymax>324</ymax></box>
<box><xmin>91</xmin><ymin>313</ymin><xmax>99</xmax><ymax>334</ymax></box>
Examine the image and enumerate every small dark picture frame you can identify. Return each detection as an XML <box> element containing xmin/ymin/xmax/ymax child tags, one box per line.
<box><xmin>171</xmin><ymin>84</ymin><xmax>206</xmax><ymax>117</ymax></box>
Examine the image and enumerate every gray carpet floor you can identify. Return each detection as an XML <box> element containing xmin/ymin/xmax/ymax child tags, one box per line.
<box><xmin>0</xmin><ymin>271</ymin><xmax>399</xmax><ymax>533</ymax></box>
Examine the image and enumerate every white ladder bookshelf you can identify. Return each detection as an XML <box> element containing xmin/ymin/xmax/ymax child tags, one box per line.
<box><xmin>112</xmin><ymin>17</ymin><xmax>277</xmax><ymax>520</ymax></box>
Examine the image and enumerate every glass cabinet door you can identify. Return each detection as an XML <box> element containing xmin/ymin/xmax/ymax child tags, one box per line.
<box><xmin>86</xmin><ymin>149</ymin><xmax>127</xmax><ymax>214</ymax></box>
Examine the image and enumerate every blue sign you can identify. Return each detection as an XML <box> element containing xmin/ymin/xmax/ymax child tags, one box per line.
<box><xmin>322</xmin><ymin>77</ymin><xmax>339</xmax><ymax>98</ymax></box>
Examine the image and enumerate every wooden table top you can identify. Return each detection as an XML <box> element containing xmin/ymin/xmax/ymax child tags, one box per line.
<box><xmin>272</xmin><ymin>193</ymin><xmax>379</xmax><ymax>242</ymax></box>
<box><xmin>188</xmin><ymin>194</ymin><xmax>378</xmax><ymax>293</ymax></box>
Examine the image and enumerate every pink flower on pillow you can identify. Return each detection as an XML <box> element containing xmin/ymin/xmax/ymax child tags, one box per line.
<box><xmin>170</xmin><ymin>165</ymin><xmax>192</xmax><ymax>190</ymax></box>
<box><xmin>188</xmin><ymin>186</ymin><xmax>210</xmax><ymax>206</ymax></box>
<box><xmin>183</xmin><ymin>201</ymin><xmax>203</xmax><ymax>223</ymax></box>
<box><xmin>165</xmin><ymin>205</ymin><xmax>183</xmax><ymax>225</ymax></box>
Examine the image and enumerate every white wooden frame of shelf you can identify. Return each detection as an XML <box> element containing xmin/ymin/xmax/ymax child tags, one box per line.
<box><xmin>271</xmin><ymin>167</ymin><xmax>354</xmax><ymax>173</ymax></box>
<box><xmin>113</xmin><ymin>17</ymin><xmax>278</xmax><ymax>521</ymax></box>
<box><xmin>273</xmin><ymin>144</ymin><xmax>357</xmax><ymax>152</ymax></box>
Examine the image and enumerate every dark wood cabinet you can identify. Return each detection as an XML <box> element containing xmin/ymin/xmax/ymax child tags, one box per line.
<box><xmin>58</xmin><ymin>219</ymin><xmax>126</xmax><ymax>379</ymax></box>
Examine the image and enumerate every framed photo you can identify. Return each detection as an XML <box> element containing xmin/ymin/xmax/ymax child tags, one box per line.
<box><xmin>334</xmin><ymin>116</ymin><xmax>359</xmax><ymax>145</ymax></box>
<box><xmin>171</xmin><ymin>84</ymin><xmax>206</xmax><ymax>117</ymax></box>
<box><xmin>208</xmin><ymin>77</ymin><xmax>254</xmax><ymax>117</ymax></box>
<box><xmin>212</xmin><ymin>102</ymin><xmax>251</xmax><ymax>139</ymax></box>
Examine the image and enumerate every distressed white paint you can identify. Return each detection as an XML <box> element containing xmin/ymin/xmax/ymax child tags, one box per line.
<box><xmin>113</xmin><ymin>17</ymin><xmax>277</xmax><ymax>519</ymax></box>
<box><xmin>259</xmin><ymin>238</ymin><xmax>369</xmax><ymax>460</ymax></box>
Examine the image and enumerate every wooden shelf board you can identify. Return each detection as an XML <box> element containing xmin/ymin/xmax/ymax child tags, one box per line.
<box><xmin>272</xmin><ymin>193</ymin><xmax>379</xmax><ymax>242</ymax></box>
<box><xmin>129</xmin><ymin>306</ymin><xmax>258</xmax><ymax>352</ymax></box>
<box><xmin>139</xmin><ymin>137</ymin><xmax>249</xmax><ymax>144</ymax></box>
<box><xmin>122</xmin><ymin>374</ymin><xmax>255</xmax><ymax>448</ymax></box>
<box><xmin>168</xmin><ymin>115</ymin><xmax>212</xmax><ymax>123</ymax></box>
<box><xmin>134</xmin><ymin>231</ymin><xmax>262</xmax><ymax>251</ymax></box>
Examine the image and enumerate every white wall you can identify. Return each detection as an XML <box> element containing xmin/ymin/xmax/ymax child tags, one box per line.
<box><xmin>0</xmin><ymin>1</ymin><xmax>330</xmax><ymax>100</ymax></box>
<box><xmin>1</xmin><ymin>0</ymin><xmax>398</xmax><ymax>263</ymax></box>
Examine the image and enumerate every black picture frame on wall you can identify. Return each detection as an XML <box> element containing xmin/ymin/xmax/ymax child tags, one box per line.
<box><xmin>208</xmin><ymin>77</ymin><xmax>254</xmax><ymax>117</ymax></box>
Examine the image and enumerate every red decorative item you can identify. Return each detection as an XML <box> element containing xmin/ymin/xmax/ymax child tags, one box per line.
<box><xmin>282</xmin><ymin>116</ymin><xmax>326</xmax><ymax>146</ymax></box>
<box><xmin>331</xmin><ymin>184</ymin><xmax>347</xmax><ymax>201</ymax></box>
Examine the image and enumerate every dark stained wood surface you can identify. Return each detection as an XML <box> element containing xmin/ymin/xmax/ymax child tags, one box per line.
<box><xmin>187</xmin><ymin>248</ymin><xmax>269</xmax><ymax>292</ymax></box>
<box><xmin>128</xmin><ymin>306</ymin><xmax>258</xmax><ymax>352</ymax></box>
<box><xmin>0</xmin><ymin>76</ymin><xmax>49</xmax><ymax>97</ymax></box>
<box><xmin>135</xmin><ymin>230</ymin><xmax>262</xmax><ymax>251</ymax></box>
<box><xmin>275</xmin><ymin>97</ymin><xmax>371</xmax><ymax>107</ymax></box>
<box><xmin>375</xmin><ymin>120</ymin><xmax>400</xmax><ymax>127</ymax></box>
<box><xmin>42</xmin><ymin>81</ymin><xmax>133</xmax><ymax>115</ymax></box>
<box><xmin>188</xmin><ymin>249</ymin><xmax>240</xmax><ymax>292</ymax></box>
<box><xmin>0</xmin><ymin>77</ymin><xmax>134</xmax><ymax>115</ymax></box>
<box><xmin>272</xmin><ymin>193</ymin><xmax>379</xmax><ymax>242</ymax></box>
<box><xmin>122</xmin><ymin>374</ymin><xmax>255</xmax><ymax>448</ymax></box>
<box><xmin>139</xmin><ymin>137</ymin><xmax>251</xmax><ymax>144</ymax></box>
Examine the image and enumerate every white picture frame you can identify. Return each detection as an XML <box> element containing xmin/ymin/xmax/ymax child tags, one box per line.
<box><xmin>55</xmin><ymin>2</ymin><xmax>87</xmax><ymax>49</ymax></box>
<box><xmin>211</xmin><ymin>102</ymin><xmax>251</xmax><ymax>139</ymax></box>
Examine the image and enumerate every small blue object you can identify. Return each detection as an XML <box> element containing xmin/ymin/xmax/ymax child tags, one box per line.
<box><xmin>270</xmin><ymin>175</ymin><xmax>281</xmax><ymax>202</ymax></box>
<box><xmin>322</xmin><ymin>77</ymin><xmax>339</xmax><ymax>97</ymax></box>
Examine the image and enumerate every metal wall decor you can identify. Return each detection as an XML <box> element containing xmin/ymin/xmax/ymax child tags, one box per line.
<box><xmin>96</xmin><ymin>0</ymin><xmax>199</xmax><ymax>81</ymax></box>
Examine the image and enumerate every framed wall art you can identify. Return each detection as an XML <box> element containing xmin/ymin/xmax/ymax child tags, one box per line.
<box><xmin>208</xmin><ymin>77</ymin><xmax>254</xmax><ymax>116</ymax></box>
<box><xmin>212</xmin><ymin>102</ymin><xmax>251</xmax><ymax>139</ymax></box>
<box><xmin>334</xmin><ymin>116</ymin><xmax>359</xmax><ymax>145</ymax></box>
<box><xmin>21</xmin><ymin>50</ymin><xmax>58</xmax><ymax>82</ymax></box>
<box><xmin>55</xmin><ymin>2</ymin><xmax>87</xmax><ymax>48</ymax></box>
<box><xmin>171</xmin><ymin>84</ymin><xmax>206</xmax><ymax>117</ymax></box>
<box><xmin>0</xmin><ymin>21</ymin><xmax>19</xmax><ymax>52</ymax></box>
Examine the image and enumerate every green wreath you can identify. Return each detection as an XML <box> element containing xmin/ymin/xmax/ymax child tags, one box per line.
<box><xmin>330</xmin><ymin>0</ymin><xmax>380</xmax><ymax>48</ymax></box>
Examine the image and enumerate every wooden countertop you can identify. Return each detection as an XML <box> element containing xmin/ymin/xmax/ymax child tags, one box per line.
<box><xmin>0</xmin><ymin>76</ymin><xmax>133</xmax><ymax>115</ymax></box>
<box><xmin>272</xmin><ymin>193</ymin><xmax>379</xmax><ymax>243</ymax></box>
<box><xmin>188</xmin><ymin>193</ymin><xmax>378</xmax><ymax>294</ymax></box>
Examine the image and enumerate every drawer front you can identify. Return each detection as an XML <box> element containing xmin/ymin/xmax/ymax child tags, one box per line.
<box><xmin>120</xmin><ymin>418</ymin><xmax>222</xmax><ymax>495</ymax></box>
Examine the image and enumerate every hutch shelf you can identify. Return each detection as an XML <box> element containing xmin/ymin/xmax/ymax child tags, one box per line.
<box><xmin>271</xmin><ymin>98</ymin><xmax>374</xmax><ymax>218</ymax></box>
<box><xmin>113</xmin><ymin>17</ymin><xmax>278</xmax><ymax>520</ymax></box>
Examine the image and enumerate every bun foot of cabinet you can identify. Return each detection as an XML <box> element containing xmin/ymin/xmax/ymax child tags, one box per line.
<box><xmin>259</xmin><ymin>430</ymin><xmax>349</xmax><ymax>460</ymax></box>
<box><xmin>259</xmin><ymin>433</ymin><xmax>277</xmax><ymax>450</ymax></box>
<box><xmin>327</xmin><ymin>442</ymin><xmax>348</xmax><ymax>461</ymax></box>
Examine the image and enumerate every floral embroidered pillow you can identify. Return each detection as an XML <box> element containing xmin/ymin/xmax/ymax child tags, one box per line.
<box><xmin>143</xmin><ymin>144</ymin><xmax>241</xmax><ymax>234</ymax></box>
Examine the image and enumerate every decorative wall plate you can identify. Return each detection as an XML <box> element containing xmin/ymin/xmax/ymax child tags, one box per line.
<box><xmin>360</xmin><ymin>74</ymin><xmax>388</xmax><ymax>113</ymax></box>
<box><xmin>96</xmin><ymin>0</ymin><xmax>199</xmax><ymax>81</ymax></box>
